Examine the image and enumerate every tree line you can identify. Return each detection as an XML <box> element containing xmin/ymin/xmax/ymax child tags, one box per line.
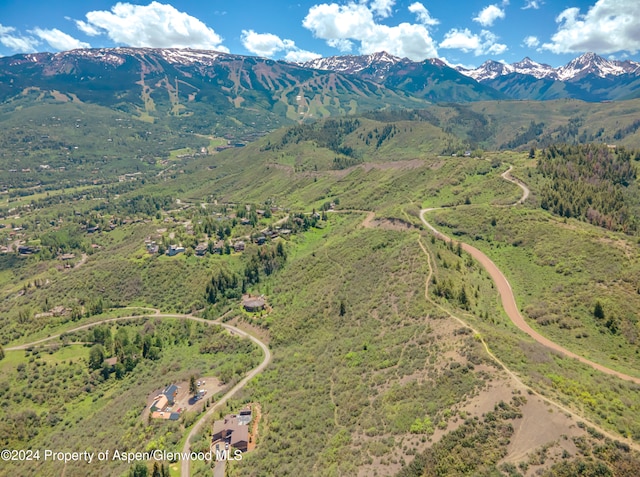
<box><xmin>537</xmin><ymin>144</ymin><xmax>638</xmax><ymax>233</ymax></box>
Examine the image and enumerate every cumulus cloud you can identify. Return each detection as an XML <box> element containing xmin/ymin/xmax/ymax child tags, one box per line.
<box><xmin>241</xmin><ymin>30</ymin><xmax>320</xmax><ymax>63</ymax></box>
<box><xmin>370</xmin><ymin>0</ymin><xmax>395</xmax><ymax>18</ymax></box>
<box><xmin>0</xmin><ymin>24</ymin><xmax>40</xmax><ymax>53</ymax></box>
<box><xmin>408</xmin><ymin>2</ymin><xmax>439</xmax><ymax>26</ymax></box>
<box><xmin>440</xmin><ymin>28</ymin><xmax>507</xmax><ymax>55</ymax></box>
<box><xmin>543</xmin><ymin>0</ymin><xmax>640</xmax><ymax>54</ymax></box>
<box><xmin>77</xmin><ymin>1</ymin><xmax>228</xmax><ymax>51</ymax></box>
<box><xmin>473</xmin><ymin>5</ymin><xmax>506</xmax><ymax>27</ymax></box>
<box><xmin>302</xmin><ymin>1</ymin><xmax>439</xmax><ymax>60</ymax></box>
<box><xmin>75</xmin><ymin>20</ymin><xmax>102</xmax><ymax>37</ymax></box>
<box><xmin>523</xmin><ymin>35</ymin><xmax>539</xmax><ymax>48</ymax></box>
<box><xmin>31</xmin><ymin>28</ymin><xmax>90</xmax><ymax>51</ymax></box>
<box><xmin>284</xmin><ymin>49</ymin><xmax>322</xmax><ymax>62</ymax></box>
<box><xmin>241</xmin><ymin>30</ymin><xmax>294</xmax><ymax>57</ymax></box>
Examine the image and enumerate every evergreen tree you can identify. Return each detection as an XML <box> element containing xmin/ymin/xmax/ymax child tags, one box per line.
<box><xmin>594</xmin><ymin>301</ymin><xmax>605</xmax><ymax>320</ymax></box>
<box><xmin>189</xmin><ymin>375</ymin><xmax>198</xmax><ymax>396</ymax></box>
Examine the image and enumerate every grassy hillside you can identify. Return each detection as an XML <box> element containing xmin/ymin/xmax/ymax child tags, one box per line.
<box><xmin>2</xmin><ymin>111</ymin><xmax>640</xmax><ymax>476</ymax></box>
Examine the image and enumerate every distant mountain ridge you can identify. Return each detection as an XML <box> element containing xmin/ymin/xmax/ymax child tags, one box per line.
<box><xmin>457</xmin><ymin>52</ymin><xmax>640</xmax><ymax>82</ymax></box>
<box><xmin>303</xmin><ymin>51</ymin><xmax>640</xmax><ymax>101</ymax></box>
<box><xmin>0</xmin><ymin>47</ymin><xmax>503</xmax><ymax>139</ymax></box>
<box><xmin>2</xmin><ymin>47</ymin><xmax>640</xmax><ymax>144</ymax></box>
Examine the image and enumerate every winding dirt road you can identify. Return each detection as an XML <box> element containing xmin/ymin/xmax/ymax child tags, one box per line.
<box><xmin>420</xmin><ymin>166</ymin><xmax>640</xmax><ymax>385</ymax></box>
<box><xmin>5</xmin><ymin>313</ymin><xmax>271</xmax><ymax>477</ymax></box>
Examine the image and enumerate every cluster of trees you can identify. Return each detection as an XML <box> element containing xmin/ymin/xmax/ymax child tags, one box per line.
<box><xmin>502</xmin><ymin>120</ymin><xmax>545</xmax><ymax>150</ymax></box>
<box><xmin>431</xmin><ymin>276</ymin><xmax>470</xmax><ymax>310</ymax></box>
<box><xmin>537</xmin><ymin>144</ymin><xmax>638</xmax><ymax>233</ymax></box>
<box><xmin>262</xmin><ymin>118</ymin><xmax>362</xmax><ymax>157</ymax></box>
<box><xmin>206</xmin><ymin>243</ymin><xmax>287</xmax><ymax>305</ymax></box>
<box><xmin>398</xmin><ymin>399</ymin><xmax>523</xmax><ymax>477</ymax></box>
<box><xmin>127</xmin><ymin>462</ymin><xmax>170</xmax><ymax>477</ymax></box>
<box><xmin>88</xmin><ymin>325</ymin><xmax>163</xmax><ymax>379</ymax></box>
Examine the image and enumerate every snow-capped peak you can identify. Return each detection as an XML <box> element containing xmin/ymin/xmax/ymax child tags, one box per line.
<box><xmin>556</xmin><ymin>52</ymin><xmax>626</xmax><ymax>81</ymax></box>
<box><xmin>511</xmin><ymin>57</ymin><xmax>556</xmax><ymax>79</ymax></box>
<box><xmin>302</xmin><ymin>51</ymin><xmax>403</xmax><ymax>75</ymax></box>
<box><xmin>457</xmin><ymin>60</ymin><xmax>514</xmax><ymax>81</ymax></box>
<box><xmin>456</xmin><ymin>52</ymin><xmax>640</xmax><ymax>82</ymax></box>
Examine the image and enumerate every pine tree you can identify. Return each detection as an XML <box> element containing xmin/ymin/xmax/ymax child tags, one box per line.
<box><xmin>189</xmin><ymin>375</ymin><xmax>198</xmax><ymax>396</ymax></box>
<box><xmin>594</xmin><ymin>301</ymin><xmax>605</xmax><ymax>320</ymax></box>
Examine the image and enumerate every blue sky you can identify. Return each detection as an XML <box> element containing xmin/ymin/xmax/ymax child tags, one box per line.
<box><xmin>1</xmin><ymin>1</ymin><xmax>640</xmax><ymax>67</ymax></box>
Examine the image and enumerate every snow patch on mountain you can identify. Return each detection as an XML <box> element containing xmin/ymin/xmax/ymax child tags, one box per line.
<box><xmin>457</xmin><ymin>52</ymin><xmax>640</xmax><ymax>82</ymax></box>
<box><xmin>302</xmin><ymin>51</ymin><xmax>403</xmax><ymax>76</ymax></box>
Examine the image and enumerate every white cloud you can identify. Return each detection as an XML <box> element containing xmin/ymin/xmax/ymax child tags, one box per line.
<box><xmin>241</xmin><ymin>30</ymin><xmax>292</xmax><ymax>57</ymax></box>
<box><xmin>543</xmin><ymin>0</ymin><xmax>640</xmax><ymax>54</ymax></box>
<box><xmin>408</xmin><ymin>2</ymin><xmax>439</xmax><ymax>26</ymax></box>
<box><xmin>31</xmin><ymin>28</ymin><xmax>90</xmax><ymax>51</ymax></box>
<box><xmin>0</xmin><ymin>24</ymin><xmax>40</xmax><ymax>53</ymax></box>
<box><xmin>75</xmin><ymin>20</ymin><xmax>102</xmax><ymax>37</ymax></box>
<box><xmin>522</xmin><ymin>0</ymin><xmax>541</xmax><ymax>9</ymax></box>
<box><xmin>328</xmin><ymin>38</ymin><xmax>354</xmax><ymax>52</ymax></box>
<box><xmin>302</xmin><ymin>1</ymin><xmax>439</xmax><ymax>60</ymax></box>
<box><xmin>370</xmin><ymin>0</ymin><xmax>395</xmax><ymax>18</ymax></box>
<box><xmin>241</xmin><ymin>29</ymin><xmax>320</xmax><ymax>63</ymax></box>
<box><xmin>284</xmin><ymin>49</ymin><xmax>322</xmax><ymax>63</ymax></box>
<box><xmin>473</xmin><ymin>5</ymin><xmax>506</xmax><ymax>27</ymax></box>
<box><xmin>78</xmin><ymin>1</ymin><xmax>228</xmax><ymax>51</ymax></box>
<box><xmin>441</xmin><ymin>29</ymin><xmax>481</xmax><ymax>52</ymax></box>
<box><xmin>523</xmin><ymin>35</ymin><xmax>539</xmax><ymax>48</ymax></box>
<box><xmin>440</xmin><ymin>28</ymin><xmax>507</xmax><ymax>56</ymax></box>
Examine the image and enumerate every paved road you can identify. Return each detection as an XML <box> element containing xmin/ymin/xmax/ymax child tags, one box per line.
<box><xmin>420</xmin><ymin>166</ymin><xmax>640</xmax><ymax>385</ymax></box>
<box><xmin>4</xmin><ymin>312</ymin><xmax>272</xmax><ymax>476</ymax></box>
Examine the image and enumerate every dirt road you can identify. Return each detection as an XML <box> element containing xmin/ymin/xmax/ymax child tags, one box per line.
<box><xmin>4</xmin><ymin>312</ymin><xmax>271</xmax><ymax>477</ymax></box>
<box><xmin>420</xmin><ymin>166</ymin><xmax>640</xmax><ymax>385</ymax></box>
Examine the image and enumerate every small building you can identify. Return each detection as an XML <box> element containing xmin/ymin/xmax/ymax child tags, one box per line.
<box><xmin>254</xmin><ymin>235</ymin><xmax>266</xmax><ymax>245</ymax></box>
<box><xmin>233</xmin><ymin>241</ymin><xmax>245</xmax><ymax>252</ymax></box>
<box><xmin>237</xmin><ymin>407</ymin><xmax>252</xmax><ymax>426</ymax></box>
<box><xmin>86</xmin><ymin>226</ymin><xmax>99</xmax><ymax>234</ymax></box>
<box><xmin>213</xmin><ymin>240</ymin><xmax>225</xmax><ymax>254</ymax></box>
<box><xmin>195</xmin><ymin>243</ymin><xmax>208</xmax><ymax>256</ymax></box>
<box><xmin>166</xmin><ymin>244</ymin><xmax>185</xmax><ymax>256</ymax></box>
<box><xmin>18</xmin><ymin>245</ymin><xmax>39</xmax><ymax>255</ymax></box>
<box><xmin>243</xmin><ymin>296</ymin><xmax>266</xmax><ymax>313</ymax></box>
<box><xmin>151</xmin><ymin>411</ymin><xmax>180</xmax><ymax>421</ymax></box>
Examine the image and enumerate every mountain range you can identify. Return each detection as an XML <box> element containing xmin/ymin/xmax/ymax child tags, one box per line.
<box><xmin>303</xmin><ymin>51</ymin><xmax>640</xmax><ymax>102</ymax></box>
<box><xmin>2</xmin><ymin>47</ymin><xmax>640</xmax><ymax>142</ymax></box>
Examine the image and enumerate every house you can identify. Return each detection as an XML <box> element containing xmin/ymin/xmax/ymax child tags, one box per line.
<box><xmin>166</xmin><ymin>245</ymin><xmax>185</xmax><ymax>256</ymax></box>
<box><xmin>212</xmin><ymin>415</ymin><xmax>249</xmax><ymax>452</ymax></box>
<box><xmin>195</xmin><ymin>243</ymin><xmax>208</xmax><ymax>256</ymax></box>
<box><xmin>151</xmin><ymin>411</ymin><xmax>180</xmax><ymax>421</ymax></box>
<box><xmin>243</xmin><ymin>296</ymin><xmax>266</xmax><ymax>313</ymax></box>
<box><xmin>163</xmin><ymin>384</ymin><xmax>179</xmax><ymax>405</ymax></box>
<box><xmin>18</xmin><ymin>245</ymin><xmax>39</xmax><ymax>255</ymax></box>
<box><xmin>151</xmin><ymin>394</ymin><xmax>169</xmax><ymax>413</ymax></box>
<box><xmin>146</xmin><ymin>242</ymin><xmax>159</xmax><ymax>254</ymax></box>
<box><xmin>213</xmin><ymin>240</ymin><xmax>225</xmax><ymax>254</ymax></box>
